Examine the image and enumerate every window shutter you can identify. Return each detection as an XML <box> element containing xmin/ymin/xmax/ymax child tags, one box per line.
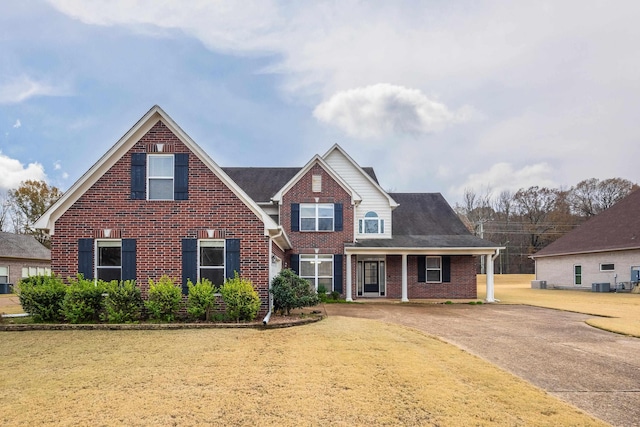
<box><xmin>174</xmin><ymin>153</ymin><xmax>189</xmax><ymax>200</ymax></box>
<box><xmin>291</xmin><ymin>204</ymin><xmax>300</xmax><ymax>232</ymax></box>
<box><xmin>290</xmin><ymin>254</ymin><xmax>299</xmax><ymax>275</ymax></box>
<box><xmin>380</xmin><ymin>219</ymin><xmax>384</xmax><ymax>234</ymax></box>
<box><xmin>442</xmin><ymin>256</ymin><xmax>451</xmax><ymax>283</ymax></box>
<box><xmin>182</xmin><ymin>238</ymin><xmax>197</xmax><ymax>294</ymax></box>
<box><xmin>358</xmin><ymin>219</ymin><xmax>363</xmax><ymax>234</ymax></box>
<box><xmin>78</xmin><ymin>238</ymin><xmax>94</xmax><ymax>280</ymax></box>
<box><xmin>131</xmin><ymin>153</ymin><xmax>146</xmax><ymax>200</ymax></box>
<box><xmin>333</xmin><ymin>254</ymin><xmax>343</xmax><ymax>293</ymax></box>
<box><xmin>122</xmin><ymin>239</ymin><xmax>137</xmax><ymax>282</ymax></box>
<box><xmin>225</xmin><ymin>239</ymin><xmax>241</xmax><ymax>279</ymax></box>
<box><xmin>334</xmin><ymin>203</ymin><xmax>343</xmax><ymax>231</ymax></box>
<box><xmin>417</xmin><ymin>256</ymin><xmax>426</xmax><ymax>282</ymax></box>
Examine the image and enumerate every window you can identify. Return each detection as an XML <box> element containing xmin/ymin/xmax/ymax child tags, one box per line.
<box><xmin>359</xmin><ymin>211</ymin><xmax>384</xmax><ymax>234</ymax></box>
<box><xmin>300</xmin><ymin>203</ymin><xmax>334</xmax><ymax>231</ymax></box>
<box><xmin>0</xmin><ymin>266</ymin><xmax>8</xmax><ymax>284</ymax></box>
<box><xmin>21</xmin><ymin>267</ymin><xmax>51</xmax><ymax>278</ymax></box>
<box><xmin>600</xmin><ymin>263</ymin><xmax>615</xmax><ymax>271</ymax></box>
<box><xmin>148</xmin><ymin>154</ymin><xmax>174</xmax><ymax>200</ymax></box>
<box><xmin>574</xmin><ymin>265</ymin><xmax>582</xmax><ymax>285</ymax></box>
<box><xmin>199</xmin><ymin>240</ymin><xmax>225</xmax><ymax>286</ymax></box>
<box><xmin>426</xmin><ymin>256</ymin><xmax>442</xmax><ymax>283</ymax></box>
<box><xmin>97</xmin><ymin>240</ymin><xmax>122</xmax><ymax>282</ymax></box>
<box><xmin>300</xmin><ymin>254</ymin><xmax>333</xmax><ymax>290</ymax></box>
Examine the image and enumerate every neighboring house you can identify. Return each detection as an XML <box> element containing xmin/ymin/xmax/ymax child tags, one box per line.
<box><xmin>34</xmin><ymin>105</ymin><xmax>502</xmax><ymax>313</ymax></box>
<box><xmin>0</xmin><ymin>232</ymin><xmax>51</xmax><ymax>290</ymax></box>
<box><xmin>531</xmin><ymin>188</ymin><xmax>640</xmax><ymax>289</ymax></box>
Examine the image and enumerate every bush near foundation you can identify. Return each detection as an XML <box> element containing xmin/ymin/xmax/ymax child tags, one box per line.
<box><xmin>145</xmin><ymin>276</ymin><xmax>183</xmax><ymax>322</ymax></box>
<box><xmin>186</xmin><ymin>279</ymin><xmax>217</xmax><ymax>321</ymax></box>
<box><xmin>270</xmin><ymin>269</ymin><xmax>320</xmax><ymax>316</ymax></box>
<box><xmin>62</xmin><ymin>276</ymin><xmax>105</xmax><ymax>323</ymax></box>
<box><xmin>17</xmin><ymin>275</ymin><xmax>67</xmax><ymax>322</ymax></box>
<box><xmin>102</xmin><ymin>280</ymin><xmax>143</xmax><ymax>323</ymax></box>
<box><xmin>219</xmin><ymin>273</ymin><xmax>261</xmax><ymax>322</ymax></box>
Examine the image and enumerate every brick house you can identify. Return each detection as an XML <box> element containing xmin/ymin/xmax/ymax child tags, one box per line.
<box><xmin>0</xmin><ymin>232</ymin><xmax>51</xmax><ymax>292</ymax></box>
<box><xmin>35</xmin><ymin>106</ymin><xmax>502</xmax><ymax>315</ymax></box>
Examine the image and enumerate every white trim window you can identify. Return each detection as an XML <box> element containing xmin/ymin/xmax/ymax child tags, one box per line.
<box><xmin>21</xmin><ymin>267</ymin><xmax>51</xmax><ymax>278</ymax></box>
<box><xmin>600</xmin><ymin>263</ymin><xmax>614</xmax><ymax>272</ymax></box>
<box><xmin>574</xmin><ymin>264</ymin><xmax>582</xmax><ymax>285</ymax></box>
<box><xmin>148</xmin><ymin>154</ymin><xmax>174</xmax><ymax>200</ymax></box>
<box><xmin>300</xmin><ymin>254</ymin><xmax>333</xmax><ymax>291</ymax></box>
<box><xmin>0</xmin><ymin>266</ymin><xmax>8</xmax><ymax>284</ymax></box>
<box><xmin>96</xmin><ymin>240</ymin><xmax>122</xmax><ymax>282</ymax></box>
<box><xmin>199</xmin><ymin>240</ymin><xmax>225</xmax><ymax>286</ymax></box>
<box><xmin>426</xmin><ymin>256</ymin><xmax>442</xmax><ymax>283</ymax></box>
<box><xmin>300</xmin><ymin>203</ymin><xmax>334</xmax><ymax>231</ymax></box>
<box><xmin>359</xmin><ymin>211</ymin><xmax>384</xmax><ymax>234</ymax></box>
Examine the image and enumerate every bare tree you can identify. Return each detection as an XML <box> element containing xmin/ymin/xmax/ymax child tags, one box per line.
<box><xmin>569</xmin><ymin>178</ymin><xmax>637</xmax><ymax>217</ymax></box>
<box><xmin>0</xmin><ymin>190</ymin><xmax>12</xmax><ymax>232</ymax></box>
<box><xmin>8</xmin><ymin>180</ymin><xmax>62</xmax><ymax>245</ymax></box>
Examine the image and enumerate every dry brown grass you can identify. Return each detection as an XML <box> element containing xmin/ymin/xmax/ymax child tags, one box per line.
<box><xmin>1</xmin><ymin>317</ymin><xmax>605</xmax><ymax>426</ymax></box>
<box><xmin>478</xmin><ymin>274</ymin><xmax>640</xmax><ymax>337</ymax></box>
<box><xmin>0</xmin><ymin>294</ymin><xmax>23</xmax><ymax>315</ymax></box>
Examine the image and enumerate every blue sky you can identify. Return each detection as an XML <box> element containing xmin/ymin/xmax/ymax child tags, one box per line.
<box><xmin>2</xmin><ymin>1</ymin><xmax>640</xmax><ymax>204</ymax></box>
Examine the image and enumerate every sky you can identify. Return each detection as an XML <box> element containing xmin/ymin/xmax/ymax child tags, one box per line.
<box><xmin>2</xmin><ymin>0</ymin><xmax>640</xmax><ymax>205</ymax></box>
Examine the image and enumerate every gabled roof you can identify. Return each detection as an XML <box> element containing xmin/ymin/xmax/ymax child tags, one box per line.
<box><xmin>34</xmin><ymin>105</ymin><xmax>280</xmax><ymax>238</ymax></box>
<box><xmin>322</xmin><ymin>144</ymin><xmax>398</xmax><ymax>208</ymax></box>
<box><xmin>0</xmin><ymin>232</ymin><xmax>51</xmax><ymax>261</ymax></box>
<box><xmin>532</xmin><ymin>188</ymin><xmax>640</xmax><ymax>258</ymax></box>
<box><xmin>271</xmin><ymin>155</ymin><xmax>362</xmax><ymax>204</ymax></box>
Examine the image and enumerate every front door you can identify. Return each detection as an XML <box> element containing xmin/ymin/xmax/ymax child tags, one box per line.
<box><xmin>364</xmin><ymin>261</ymin><xmax>379</xmax><ymax>293</ymax></box>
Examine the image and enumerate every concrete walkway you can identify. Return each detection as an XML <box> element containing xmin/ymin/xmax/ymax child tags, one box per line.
<box><xmin>324</xmin><ymin>303</ymin><xmax>640</xmax><ymax>427</ymax></box>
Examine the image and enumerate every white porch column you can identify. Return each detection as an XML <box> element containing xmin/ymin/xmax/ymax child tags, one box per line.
<box><xmin>401</xmin><ymin>253</ymin><xmax>409</xmax><ymax>302</ymax></box>
<box><xmin>345</xmin><ymin>254</ymin><xmax>353</xmax><ymax>302</ymax></box>
<box><xmin>485</xmin><ymin>253</ymin><xmax>495</xmax><ymax>303</ymax></box>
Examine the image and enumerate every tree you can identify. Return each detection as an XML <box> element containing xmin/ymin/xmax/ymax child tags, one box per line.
<box><xmin>8</xmin><ymin>180</ymin><xmax>62</xmax><ymax>244</ymax></box>
<box><xmin>0</xmin><ymin>190</ymin><xmax>11</xmax><ymax>232</ymax></box>
<box><xmin>569</xmin><ymin>178</ymin><xmax>638</xmax><ymax>218</ymax></box>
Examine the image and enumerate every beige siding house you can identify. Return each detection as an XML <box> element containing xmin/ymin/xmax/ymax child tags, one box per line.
<box><xmin>531</xmin><ymin>189</ymin><xmax>640</xmax><ymax>290</ymax></box>
<box><xmin>0</xmin><ymin>232</ymin><xmax>51</xmax><ymax>292</ymax></box>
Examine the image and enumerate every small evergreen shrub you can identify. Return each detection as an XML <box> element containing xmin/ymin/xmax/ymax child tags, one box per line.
<box><xmin>102</xmin><ymin>280</ymin><xmax>143</xmax><ymax>323</ymax></box>
<box><xmin>17</xmin><ymin>275</ymin><xmax>67</xmax><ymax>322</ymax></box>
<box><xmin>219</xmin><ymin>273</ymin><xmax>261</xmax><ymax>322</ymax></box>
<box><xmin>186</xmin><ymin>278</ymin><xmax>217</xmax><ymax>321</ymax></box>
<box><xmin>62</xmin><ymin>276</ymin><xmax>105</xmax><ymax>323</ymax></box>
<box><xmin>270</xmin><ymin>269</ymin><xmax>320</xmax><ymax>316</ymax></box>
<box><xmin>145</xmin><ymin>276</ymin><xmax>182</xmax><ymax>322</ymax></box>
<box><xmin>317</xmin><ymin>284</ymin><xmax>329</xmax><ymax>303</ymax></box>
<box><xmin>330</xmin><ymin>291</ymin><xmax>340</xmax><ymax>301</ymax></box>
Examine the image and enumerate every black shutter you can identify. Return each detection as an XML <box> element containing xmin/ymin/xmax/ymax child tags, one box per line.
<box><xmin>334</xmin><ymin>203</ymin><xmax>343</xmax><ymax>231</ymax></box>
<box><xmin>122</xmin><ymin>239</ymin><xmax>137</xmax><ymax>282</ymax></box>
<box><xmin>225</xmin><ymin>239</ymin><xmax>241</xmax><ymax>279</ymax></box>
<box><xmin>333</xmin><ymin>254</ymin><xmax>343</xmax><ymax>293</ymax></box>
<box><xmin>291</xmin><ymin>203</ymin><xmax>300</xmax><ymax>231</ymax></box>
<box><xmin>131</xmin><ymin>153</ymin><xmax>146</xmax><ymax>200</ymax></box>
<box><xmin>417</xmin><ymin>256</ymin><xmax>426</xmax><ymax>282</ymax></box>
<box><xmin>78</xmin><ymin>238</ymin><xmax>94</xmax><ymax>280</ymax></box>
<box><xmin>290</xmin><ymin>254</ymin><xmax>299</xmax><ymax>275</ymax></box>
<box><xmin>182</xmin><ymin>238</ymin><xmax>197</xmax><ymax>294</ymax></box>
<box><xmin>442</xmin><ymin>256</ymin><xmax>451</xmax><ymax>283</ymax></box>
<box><xmin>174</xmin><ymin>153</ymin><xmax>189</xmax><ymax>200</ymax></box>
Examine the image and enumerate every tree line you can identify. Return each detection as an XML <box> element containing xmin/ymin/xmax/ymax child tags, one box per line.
<box><xmin>455</xmin><ymin>178</ymin><xmax>638</xmax><ymax>274</ymax></box>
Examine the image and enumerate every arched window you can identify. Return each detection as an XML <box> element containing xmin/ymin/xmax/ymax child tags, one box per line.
<box><xmin>359</xmin><ymin>211</ymin><xmax>384</xmax><ymax>234</ymax></box>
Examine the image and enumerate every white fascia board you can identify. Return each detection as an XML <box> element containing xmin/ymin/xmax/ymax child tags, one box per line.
<box><xmin>345</xmin><ymin>246</ymin><xmax>505</xmax><ymax>256</ymax></box>
<box><xmin>322</xmin><ymin>144</ymin><xmax>399</xmax><ymax>209</ymax></box>
<box><xmin>530</xmin><ymin>246</ymin><xmax>640</xmax><ymax>259</ymax></box>
<box><xmin>271</xmin><ymin>155</ymin><xmax>361</xmax><ymax>204</ymax></box>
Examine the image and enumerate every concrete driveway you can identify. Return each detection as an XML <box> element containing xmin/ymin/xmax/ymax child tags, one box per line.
<box><xmin>324</xmin><ymin>303</ymin><xmax>640</xmax><ymax>427</ymax></box>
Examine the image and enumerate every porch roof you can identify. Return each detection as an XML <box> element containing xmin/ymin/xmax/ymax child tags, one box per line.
<box><xmin>346</xmin><ymin>235</ymin><xmax>501</xmax><ymax>255</ymax></box>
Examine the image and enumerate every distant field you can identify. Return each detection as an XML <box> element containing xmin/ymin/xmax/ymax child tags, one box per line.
<box><xmin>478</xmin><ymin>274</ymin><xmax>640</xmax><ymax>337</ymax></box>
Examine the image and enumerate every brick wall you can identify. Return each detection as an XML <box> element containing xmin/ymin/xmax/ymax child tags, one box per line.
<box><xmin>0</xmin><ymin>258</ymin><xmax>51</xmax><ymax>287</ymax></box>
<box><xmin>51</xmin><ymin>120</ymin><xmax>271</xmax><ymax>310</ymax></box>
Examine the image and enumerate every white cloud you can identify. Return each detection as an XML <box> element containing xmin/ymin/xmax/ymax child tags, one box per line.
<box><xmin>12</xmin><ymin>119</ymin><xmax>21</xmax><ymax>129</ymax></box>
<box><xmin>313</xmin><ymin>84</ymin><xmax>473</xmax><ymax>139</ymax></box>
<box><xmin>53</xmin><ymin>161</ymin><xmax>61</xmax><ymax>170</ymax></box>
<box><xmin>0</xmin><ymin>152</ymin><xmax>47</xmax><ymax>190</ymax></box>
<box><xmin>0</xmin><ymin>75</ymin><xmax>68</xmax><ymax>104</ymax></box>
<box><xmin>451</xmin><ymin>162</ymin><xmax>557</xmax><ymax>199</ymax></box>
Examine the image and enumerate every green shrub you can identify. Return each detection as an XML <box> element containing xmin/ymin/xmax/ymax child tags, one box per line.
<box><xmin>330</xmin><ymin>291</ymin><xmax>340</xmax><ymax>301</ymax></box>
<box><xmin>219</xmin><ymin>273</ymin><xmax>261</xmax><ymax>322</ymax></box>
<box><xmin>17</xmin><ymin>275</ymin><xmax>67</xmax><ymax>322</ymax></box>
<box><xmin>145</xmin><ymin>276</ymin><xmax>183</xmax><ymax>322</ymax></box>
<box><xmin>476</xmin><ymin>300</ymin><xmax>483</xmax><ymax>305</ymax></box>
<box><xmin>102</xmin><ymin>280</ymin><xmax>143</xmax><ymax>323</ymax></box>
<box><xmin>270</xmin><ymin>269</ymin><xmax>320</xmax><ymax>316</ymax></box>
<box><xmin>187</xmin><ymin>278</ymin><xmax>217</xmax><ymax>321</ymax></box>
<box><xmin>444</xmin><ymin>300</ymin><xmax>453</xmax><ymax>305</ymax></box>
<box><xmin>317</xmin><ymin>284</ymin><xmax>329</xmax><ymax>303</ymax></box>
<box><xmin>62</xmin><ymin>276</ymin><xmax>105</xmax><ymax>323</ymax></box>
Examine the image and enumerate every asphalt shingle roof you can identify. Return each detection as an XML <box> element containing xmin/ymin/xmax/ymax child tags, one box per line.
<box><xmin>0</xmin><ymin>232</ymin><xmax>51</xmax><ymax>261</ymax></box>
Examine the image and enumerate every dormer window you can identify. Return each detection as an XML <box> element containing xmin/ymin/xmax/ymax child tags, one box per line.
<box><xmin>359</xmin><ymin>211</ymin><xmax>384</xmax><ymax>234</ymax></box>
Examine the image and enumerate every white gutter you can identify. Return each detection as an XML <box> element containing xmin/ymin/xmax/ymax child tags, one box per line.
<box><xmin>262</xmin><ymin>234</ymin><xmax>277</xmax><ymax>325</ymax></box>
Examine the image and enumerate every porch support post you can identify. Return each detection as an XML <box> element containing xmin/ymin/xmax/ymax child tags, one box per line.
<box><xmin>345</xmin><ymin>253</ymin><xmax>353</xmax><ymax>302</ymax></box>
<box><xmin>401</xmin><ymin>253</ymin><xmax>409</xmax><ymax>302</ymax></box>
<box><xmin>486</xmin><ymin>252</ymin><xmax>496</xmax><ymax>303</ymax></box>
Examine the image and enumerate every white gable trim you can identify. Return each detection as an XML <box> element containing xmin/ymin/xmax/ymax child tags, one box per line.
<box><xmin>34</xmin><ymin>105</ymin><xmax>279</xmax><ymax>236</ymax></box>
<box><xmin>271</xmin><ymin>155</ymin><xmax>361</xmax><ymax>204</ymax></box>
<box><xmin>322</xmin><ymin>144</ymin><xmax>398</xmax><ymax>209</ymax></box>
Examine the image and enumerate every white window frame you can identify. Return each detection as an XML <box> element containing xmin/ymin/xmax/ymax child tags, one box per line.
<box><xmin>198</xmin><ymin>239</ymin><xmax>225</xmax><ymax>287</ymax></box>
<box><xmin>300</xmin><ymin>203</ymin><xmax>334</xmax><ymax>232</ymax></box>
<box><xmin>574</xmin><ymin>264</ymin><xmax>582</xmax><ymax>285</ymax></box>
<box><xmin>0</xmin><ymin>266</ymin><xmax>8</xmax><ymax>284</ymax></box>
<box><xmin>359</xmin><ymin>211</ymin><xmax>384</xmax><ymax>234</ymax></box>
<box><xmin>426</xmin><ymin>256</ymin><xmax>442</xmax><ymax>283</ymax></box>
<box><xmin>299</xmin><ymin>254</ymin><xmax>333</xmax><ymax>291</ymax></box>
<box><xmin>21</xmin><ymin>267</ymin><xmax>51</xmax><ymax>278</ymax></box>
<box><xmin>147</xmin><ymin>154</ymin><xmax>174</xmax><ymax>200</ymax></box>
<box><xmin>95</xmin><ymin>239</ymin><xmax>122</xmax><ymax>282</ymax></box>
<box><xmin>600</xmin><ymin>263</ymin><xmax>615</xmax><ymax>272</ymax></box>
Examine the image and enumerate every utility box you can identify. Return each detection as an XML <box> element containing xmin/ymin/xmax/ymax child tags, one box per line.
<box><xmin>0</xmin><ymin>283</ymin><xmax>11</xmax><ymax>294</ymax></box>
<box><xmin>592</xmin><ymin>283</ymin><xmax>610</xmax><ymax>293</ymax></box>
<box><xmin>531</xmin><ymin>280</ymin><xmax>547</xmax><ymax>289</ymax></box>
<box><xmin>631</xmin><ymin>267</ymin><xmax>640</xmax><ymax>282</ymax></box>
